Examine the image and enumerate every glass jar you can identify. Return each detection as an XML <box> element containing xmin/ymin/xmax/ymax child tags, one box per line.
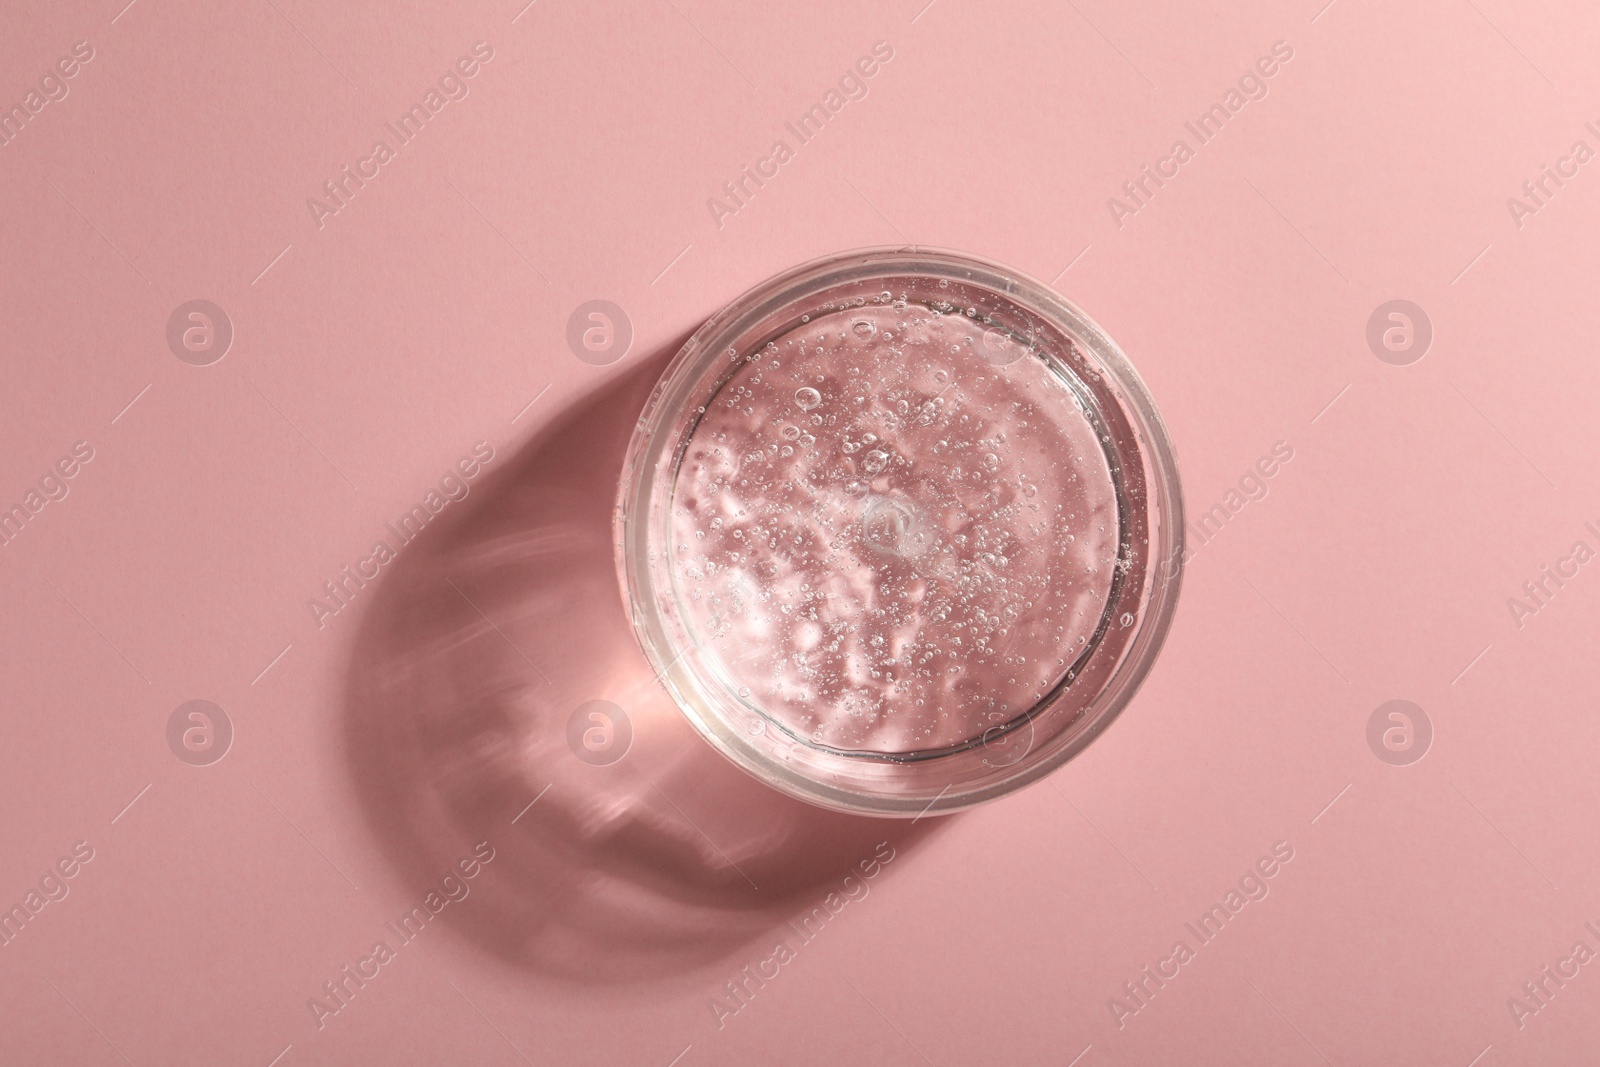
<box><xmin>616</xmin><ymin>247</ymin><xmax>1183</xmax><ymax>816</ymax></box>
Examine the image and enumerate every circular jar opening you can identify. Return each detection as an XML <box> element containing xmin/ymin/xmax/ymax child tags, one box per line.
<box><xmin>616</xmin><ymin>248</ymin><xmax>1183</xmax><ymax>816</ymax></box>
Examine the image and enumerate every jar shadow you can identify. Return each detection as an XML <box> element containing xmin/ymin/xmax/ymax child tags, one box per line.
<box><xmin>342</xmin><ymin>342</ymin><xmax>946</xmax><ymax>985</ymax></box>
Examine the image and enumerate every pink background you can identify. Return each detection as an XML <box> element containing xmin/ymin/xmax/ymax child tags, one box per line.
<box><xmin>4</xmin><ymin>0</ymin><xmax>1600</xmax><ymax>1063</ymax></box>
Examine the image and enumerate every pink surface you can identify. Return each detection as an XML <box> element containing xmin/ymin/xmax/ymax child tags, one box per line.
<box><xmin>2</xmin><ymin>1</ymin><xmax>1599</xmax><ymax>1064</ymax></box>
